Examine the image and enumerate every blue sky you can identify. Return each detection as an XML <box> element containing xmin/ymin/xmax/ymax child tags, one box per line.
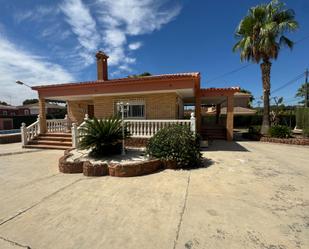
<box><xmin>0</xmin><ymin>0</ymin><xmax>308</xmax><ymax>105</ymax></box>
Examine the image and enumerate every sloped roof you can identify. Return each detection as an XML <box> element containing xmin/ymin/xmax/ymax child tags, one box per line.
<box><xmin>32</xmin><ymin>72</ymin><xmax>200</xmax><ymax>90</ymax></box>
<box><xmin>220</xmin><ymin>106</ymin><xmax>257</xmax><ymax>115</ymax></box>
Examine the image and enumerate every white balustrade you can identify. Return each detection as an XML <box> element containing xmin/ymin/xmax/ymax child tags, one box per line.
<box><xmin>71</xmin><ymin>113</ymin><xmax>196</xmax><ymax>148</ymax></box>
<box><xmin>21</xmin><ymin>120</ymin><xmax>40</xmax><ymax>146</ymax></box>
<box><xmin>46</xmin><ymin>119</ymin><xmax>68</xmax><ymax>133</ymax></box>
<box><xmin>124</xmin><ymin>119</ymin><xmax>193</xmax><ymax>137</ymax></box>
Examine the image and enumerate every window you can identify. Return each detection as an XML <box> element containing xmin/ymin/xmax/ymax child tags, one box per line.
<box><xmin>114</xmin><ymin>100</ymin><xmax>145</xmax><ymax>119</ymax></box>
<box><xmin>24</xmin><ymin>110</ymin><xmax>29</xmax><ymax>115</ymax></box>
<box><xmin>3</xmin><ymin>111</ymin><xmax>7</xmax><ymax>116</ymax></box>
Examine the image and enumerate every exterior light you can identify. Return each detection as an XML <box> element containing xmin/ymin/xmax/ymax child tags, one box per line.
<box><xmin>117</xmin><ymin>102</ymin><xmax>129</xmax><ymax>156</ymax></box>
<box><xmin>15</xmin><ymin>80</ymin><xmax>32</xmax><ymax>88</ymax></box>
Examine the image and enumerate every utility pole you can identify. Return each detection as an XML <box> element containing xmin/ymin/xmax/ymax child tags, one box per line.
<box><xmin>305</xmin><ymin>68</ymin><xmax>309</xmax><ymax>108</ymax></box>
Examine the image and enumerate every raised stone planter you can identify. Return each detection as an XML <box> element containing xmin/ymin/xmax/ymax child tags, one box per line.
<box><xmin>58</xmin><ymin>154</ymin><xmax>84</xmax><ymax>173</ymax></box>
<box><xmin>162</xmin><ymin>160</ymin><xmax>178</xmax><ymax>169</ymax></box>
<box><xmin>108</xmin><ymin>159</ymin><xmax>162</xmax><ymax>177</ymax></box>
<box><xmin>83</xmin><ymin>161</ymin><xmax>108</xmax><ymax>176</ymax></box>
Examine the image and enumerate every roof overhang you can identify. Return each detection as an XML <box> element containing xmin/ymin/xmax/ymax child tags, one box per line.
<box><xmin>32</xmin><ymin>74</ymin><xmax>200</xmax><ymax>100</ymax></box>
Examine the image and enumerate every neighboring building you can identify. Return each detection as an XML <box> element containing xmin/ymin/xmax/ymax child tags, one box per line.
<box><xmin>0</xmin><ymin>118</ymin><xmax>13</xmax><ymax>130</ymax></box>
<box><xmin>19</xmin><ymin>103</ymin><xmax>66</xmax><ymax>115</ymax></box>
<box><xmin>30</xmin><ymin>51</ymin><xmax>239</xmax><ymax>141</ymax></box>
<box><xmin>0</xmin><ymin>104</ymin><xmax>32</xmax><ymax>116</ymax></box>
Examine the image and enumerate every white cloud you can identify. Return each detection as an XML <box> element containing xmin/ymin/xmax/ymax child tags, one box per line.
<box><xmin>128</xmin><ymin>42</ymin><xmax>142</xmax><ymax>50</ymax></box>
<box><xmin>96</xmin><ymin>0</ymin><xmax>181</xmax><ymax>74</ymax></box>
<box><xmin>60</xmin><ymin>0</ymin><xmax>100</xmax><ymax>66</ymax></box>
<box><xmin>0</xmin><ymin>37</ymin><xmax>75</xmax><ymax>105</ymax></box>
<box><xmin>12</xmin><ymin>0</ymin><xmax>182</xmax><ymax>75</ymax></box>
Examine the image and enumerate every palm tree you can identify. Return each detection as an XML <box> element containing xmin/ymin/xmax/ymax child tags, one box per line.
<box><xmin>233</xmin><ymin>0</ymin><xmax>298</xmax><ymax>134</ymax></box>
<box><xmin>295</xmin><ymin>82</ymin><xmax>309</xmax><ymax>107</ymax></box>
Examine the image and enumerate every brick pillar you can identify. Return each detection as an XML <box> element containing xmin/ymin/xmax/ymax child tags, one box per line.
<box><xmin>194</xmin><ymin>80</ymin><xmax>201</xmax><ymax>133</ymax></box>
<box><xmin>39</xmin><ymin>96</ymin><xmax>47</xmax><ymax>133</ymax></box>
<box><xmin>226</xmin><ymin>95</ymin><xmax>234</xmax><ymax>141</ymax></box>
<box><xmin>216</xmin><ymin>104</ymin><xmax>221</xmax><ymax>125</ymax></box>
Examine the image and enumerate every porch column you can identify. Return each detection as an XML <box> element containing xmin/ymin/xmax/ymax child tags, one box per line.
<box><xmin>39</xmin><ymin>96</ymin><xmax>47</xmax><ymax>133</ymax></box>
<box><xmin>226</xmin><ymin>94</ymin><xmax>234</xmax><ymax>141</ymax></box>
<box><xmin>194</xmin><ymin>80</ymin><xmax>201</xmax><ymax>133</ymax></box>
<box><xmin>216</xmin><ymin>104</ymin><xmax>221</xmax><ymax>125</ymax></box>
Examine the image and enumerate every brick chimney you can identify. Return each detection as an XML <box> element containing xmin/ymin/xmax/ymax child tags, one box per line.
<box><xmin>96</xmin><ymin>51</ymin><xmax>109</xmax><ymax>81</ymax></box>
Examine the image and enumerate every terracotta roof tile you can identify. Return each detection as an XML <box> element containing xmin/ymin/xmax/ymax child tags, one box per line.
<box><xmin>32</xmin><ymin>72</ymin><xmax>200</xmax><ymax>90</ymax></box>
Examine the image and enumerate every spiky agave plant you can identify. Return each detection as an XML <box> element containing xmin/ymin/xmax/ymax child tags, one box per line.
<box><xmin>79</xmin><ymin>117</ymin><xmax>129</xmax><ymax>156</ymax></box>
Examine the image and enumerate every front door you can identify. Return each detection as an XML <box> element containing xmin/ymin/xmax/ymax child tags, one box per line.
<box><xmin>87</xmin><ymin>105</ymin><xmax>94</xmax><ymax>118</ymax></box>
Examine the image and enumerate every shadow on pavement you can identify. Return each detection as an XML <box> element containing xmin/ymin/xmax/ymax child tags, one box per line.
<box><xmin>203</xmin><ymin>140</ymin><xmax>249</xmax><ymax>152</ymax></box>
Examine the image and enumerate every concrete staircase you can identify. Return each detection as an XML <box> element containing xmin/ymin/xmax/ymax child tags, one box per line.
<box><xmin>24</xmin><ymin>133</ymin><xmax>72</xmax><ymax>150</ymax></box>
<box><xmin>201</xmin><ymin>126</ymin><xmax>227</xmax><ymax>140</ymax></box>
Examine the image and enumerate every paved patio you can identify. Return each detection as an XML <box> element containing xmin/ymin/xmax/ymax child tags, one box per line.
<box><xmin>0</xmin><ymin>141</ymin><xmax>308</xmax><ymax>249</ymax></box>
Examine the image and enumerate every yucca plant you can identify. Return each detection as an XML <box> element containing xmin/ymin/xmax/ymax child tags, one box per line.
<box><xmin>79</xmin><ymin>117</ymin><xmax>130</xmax><ymax>156</ymax></box>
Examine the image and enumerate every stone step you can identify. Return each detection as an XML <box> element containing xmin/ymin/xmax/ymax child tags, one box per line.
<box><xmin>40</xmin><ymin>133</ymin><xmax>71</xmax><ymax>137</ymax></box>
<box><xmin>29</xmin><ymin>140</ymin><xmax>72</xmax><ymax>146</ymax></box>
<box><xmin>36</xmin><ymin>136</ymin><xmax>72</xmax><ymax>142</ymax></box>
<box><xmin>24</xmin><ymin>144</ymin><xmax>71</xmax><ymax>150</ymax></box>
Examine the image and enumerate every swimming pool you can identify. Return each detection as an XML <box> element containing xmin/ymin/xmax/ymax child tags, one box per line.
<box><xmin>0</xmin><ymin>129</ymin><xmax>21</xmax><ymax>135</ymax></box>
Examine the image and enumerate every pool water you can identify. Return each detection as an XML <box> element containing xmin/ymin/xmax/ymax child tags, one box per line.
<box><xmin>0</xmin><ymin>129</ymin><xmax>21</xmax><ymax>135</ymax></box>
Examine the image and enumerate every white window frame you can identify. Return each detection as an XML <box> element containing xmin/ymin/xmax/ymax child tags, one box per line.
<box><xmin>114</xmin><ymin>99</ymin><xmax>146</xmax><ymax>119</ymax></box>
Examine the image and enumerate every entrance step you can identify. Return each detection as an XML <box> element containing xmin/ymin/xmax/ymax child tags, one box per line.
<box><xmin>26</xmin><ymin>132</ymin><xmax>72</xmax><ymax>150</ymax></box>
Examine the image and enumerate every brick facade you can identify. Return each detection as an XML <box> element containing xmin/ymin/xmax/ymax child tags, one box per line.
<box><xmin>67</xmin><ymin>100</ymin><xmax>94</xmax><ymax>124</ymax></box>
<box><xmin>67</xmin><ymin>92</ymin><xmax>180</xmax><ymax>123</ymax></box>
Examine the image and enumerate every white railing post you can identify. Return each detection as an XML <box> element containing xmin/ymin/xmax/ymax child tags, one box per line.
<box><xmin>72</xmin><ymin>123</ymin><xmax>78</xmax><ymax>148</ymax></box>
<box><xmin>64</xmin><ymin>114</ymin><xmax>69</xmax><ymax>132</ymax></box>
<box><xmin>84</xmin><ymin>113</ymin><xmax>89</xmax><ymax>121</ymax></box>
<box><xmin>190</xmin><ymin>112</ymin><xmax>196</xmax><ymax>133</ymax></box>
<box><xmin>37</xmin><ymin>115</ymin><xmax>41</xmax><ymax>134</ymax></box>
<box><xmin>21</xmin><ymin>123</ymin><xmax>27</xmax><ymax>146</ymax></box>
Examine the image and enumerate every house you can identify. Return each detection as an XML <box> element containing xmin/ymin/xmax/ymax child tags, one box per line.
<box><xmin>22</xmin><ymin>51</ymin><xmax>239</xmax><ymax>149</ymax></box>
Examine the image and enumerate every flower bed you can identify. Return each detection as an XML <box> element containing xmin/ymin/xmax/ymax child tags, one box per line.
<box><xmin>58</xmin><ymin>148</ymin><xmax>163</xmax><ymax>177</ymax></box>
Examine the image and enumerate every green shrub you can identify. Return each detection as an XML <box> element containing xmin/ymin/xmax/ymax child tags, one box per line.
<box><xmin>268</xmin><ymin>125</ymin><xmax>291</xmax><ymax>138</ymax></box>
<box><xmin>79</xmin><ymin>117</ymin><xmax>129</xmax><ymax>156</ymax></box>
<box><xmin>146</xmin><ymin>125</ymin><xmax>201</xmax><ymax>168</ymax></box>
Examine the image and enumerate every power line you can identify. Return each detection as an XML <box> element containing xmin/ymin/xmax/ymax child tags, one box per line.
<box><xmin>271</xmin><ymin>72</ymin><xmax>304</xmax><ymax>94</ymax></box>
<box><xmin>205</xmin><ymin>33</ymin><xmax>309</xmax><ymax>84</ymax></box>
<box><xmin>207</xmin><ymin>64</ymin><xmax>252</xmax><ymax>83</ymax></box>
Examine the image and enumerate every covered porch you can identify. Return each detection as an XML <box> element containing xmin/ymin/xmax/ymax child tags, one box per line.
<box><xmin>183</xmin><ymin>87</ymin><xmax>239</xmax><ymax>141</ymax></box>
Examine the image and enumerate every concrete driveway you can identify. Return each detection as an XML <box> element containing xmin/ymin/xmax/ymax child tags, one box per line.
<box><xmin>0</xmin><ymin>141</ymin><xmax>308</xmax><ymax>249</ymax></box>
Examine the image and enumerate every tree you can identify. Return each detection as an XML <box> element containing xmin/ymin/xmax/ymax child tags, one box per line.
<box><xmin>270</xmin><ymin>96</ymin><xmax>284</xmax><ymax>125</ymax></box>
<box><xmin>240</xmin><ymin>88</ymin><xmax>255</xmax><ymax>107</ymax></box>
<box><xmin>0</xmin><ymin>101</ymin><xmax>9</xmax><ymax>106</ymax></box>
<box><xmin>128</xmin><ymin>72</ymin><xmax>152</xmax><ymax>78</ymax></box>
<box><xmin>233</xmin><ymin>0</ymin><xmax>298</xmax><ymax>134</ymax></box>
<box><xmin>295</xmin><ymin>82</ymin><xmax>309</xmax><ymax>107</ymax></box>
<box><xmin>23</xmin><ymin>99</ymin><xmax>39</xmax><ymax>105</ymax></box>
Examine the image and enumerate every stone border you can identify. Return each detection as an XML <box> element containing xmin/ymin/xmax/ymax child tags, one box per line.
<box><xmin>58</xmin><ymin>150</ymin><xmax>84</xmax><ymax>174</ymax></box>
<box><xmin>0</xmin><ymin>133</ymin><xmax>21</xmax><ymax>144</ymax></box>
<box><xmin>260</xmin><ymin>137</ymin><xmax>309</xmax><ymax>145</ymax></box>
<box><xmin>83</xmin><ymin>161</ymin><xmax>109</xmax><ymax>177</ymax></box>
<box><xmin>108</xmin><ymin>159</ymin><xmax>162</xmax><ymax>177</ymax></box>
